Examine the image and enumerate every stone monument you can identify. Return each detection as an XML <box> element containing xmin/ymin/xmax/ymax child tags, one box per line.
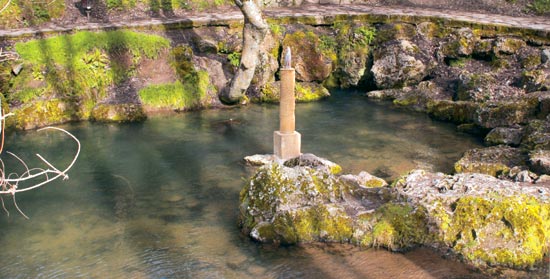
<box><xmin>274</xmin><ymin>47</ymin><xmax>301</xmax><ymax>160</ymax></box>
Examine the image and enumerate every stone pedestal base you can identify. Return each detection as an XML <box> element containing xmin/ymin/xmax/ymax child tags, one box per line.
<box><xmin>274</xmin><ymin>131</ymin><xmax>301</xmax><ymax>160</ymax></box>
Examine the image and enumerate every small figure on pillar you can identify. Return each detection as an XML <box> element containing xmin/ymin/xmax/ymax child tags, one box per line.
<box><xmin>274</xmin><ymin>47</ymin><xmax>301</xmax><ymax>160</ymax></box>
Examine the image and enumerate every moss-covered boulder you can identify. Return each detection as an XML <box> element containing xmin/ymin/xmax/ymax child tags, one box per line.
<box><xmin>439</xmin><ymin>28</ymin><xmax>477</xmax><ymax>59</ymax></box>
<box><xmin>282</xmin><ymin>29</ymin><xmax>333</xmax><ymax>82</ymax></box>
<box><xmin>484</xmin><ymin>126</ymin><xmax>524</xmax><ymax>146</ymax></box>
<box><xmin>394</xmin><ymin>169</ymin><xmax>550</xmax><ymax>269</ymax></box>
<box><xmin>426</xmin><ymin>100</ymin><xmax>477</xmax><ymax>124</ymax></box>
<box><xmin>8</xmin><ymin>99</ymin><xmax>79</xmax><ymax>130</ymax></box>
<box><xmin>241</xmin><ymin>154</ymin><xmax>550</xmax><ymax>269</ymax></box>
<box><xmin>258</xmin><ymin>81</ymin><xmax>330</xmax><ymax>103</ymax></box>
<box><xmin>90</xmin><ymin>103</ymin><xmax>146</xmax><ymax>122</ymax></box>
<box><xmin>493</xmin><ymin>37</ymin><xmax>526</xmax><ymax>56</ymax></box>
<box><xmin>474</xmin><ymin>98</ymin><xmax>538</xmax><ymax>129</ymax></box>
<box><xmin>371</xmin><ymin>40</ymin><xmax>435</xmax><ymax>89</ymax></box>
<box><xmin>454</xmin><ymin>145</ymin><xmax>527</xmax><ymax>177</ymax></box>
<box><xmin>333</xmin><ymin>23</ymin><xmax>376</xmax><ymax>88</ymax></box>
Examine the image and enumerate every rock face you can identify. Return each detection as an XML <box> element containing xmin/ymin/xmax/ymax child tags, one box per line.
<box><xmin>371</xmin><ymin>40</ymin><xmax>435</xmax><ymax>89</ymax></box>
<box><xmin>240</xmin><ymin>155</ymin><xmax>550</xmax><ymax>269</ymax></box>
<box><xmin>282</xmin><ymin>29</ymin><xmax>333</xmax><ymax>82</ymax></box>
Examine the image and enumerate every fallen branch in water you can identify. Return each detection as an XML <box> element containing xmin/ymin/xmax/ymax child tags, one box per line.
<box><xmin>0</xmin><ymin>110</ymin><xmax>80</xmax><ymax>218</ymax></box>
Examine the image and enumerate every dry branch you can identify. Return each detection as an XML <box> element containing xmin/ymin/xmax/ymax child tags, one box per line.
<box><xmin>0</xmin><ymin>110</ymin><xmax>80</xmax><ymax>218</ymax></box>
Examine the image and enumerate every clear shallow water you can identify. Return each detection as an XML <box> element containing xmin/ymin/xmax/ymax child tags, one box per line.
<box><xmin>0</xmin><ymin>90</ymin><xmax>492</xmax><ymax>278</ymax></box>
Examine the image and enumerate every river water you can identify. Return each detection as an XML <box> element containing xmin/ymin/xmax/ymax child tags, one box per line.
<box><xmin>0</xmin><ymin>90</ymin><xmax>497</xmax><ymax>278</ymax></box>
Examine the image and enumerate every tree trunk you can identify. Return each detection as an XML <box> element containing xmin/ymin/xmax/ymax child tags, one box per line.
<box><xmin>220</xmin><ymin>0</ymin><xmax>268</xmax><ymax>104</ymax></box>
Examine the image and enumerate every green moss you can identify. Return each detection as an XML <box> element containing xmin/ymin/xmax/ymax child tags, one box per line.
<box><xmin>295</xmin><ymin>83</ymin><xmax>330</xmax><ymax>102</ymax></box>
<box><xmin>138</xmin><ymin>70</ymin><xmax>210</xmax><ymax>110</ymax></box>
<box><xmin>292</xmin><ymin>205</ymin><xmax>354</xmax><ymax>243</ymax></box>
<box><xmin>375</xmin><ymin>23</ymin><xmax>414</xmax><ymax>43</ymax></box>
<box><xmin>9</xmin><ymin>31</ymin><xmax>170</xmax><ymax>126</ymax></box>
<box><xmin>454</xmin><ymin>161</ymin><xmax>511</xmax><ymax>177</ymax></box>
<box><xmin>259</xmin><ymin>82</ymin><xmax>279</xmax><ymax>103</ymax></box>
<box><xmin>363</xmin><ymin>178</ymin><xmax>386</xmax><ymax>188</ymax></box>
<box><xmin>10</xmin><ymin>99</ymin><xmax>78</xmax><ymax>130</ymax></box>
<box><xmin>448</xmin><ymin>58</ymin><xmax>469</xmax><ymax>68</ymax></box>
<box><xmin>521</xmin><ymin>54</ymin><xmax>542</xmax><ymax>68</ymax></box>
<box><xmin>269</xmin><ymin>23</ymin><xmax>286</xmax><ymax>37</ymax></box>
<box><xmin>445</xmin><ymin>195</ymin><xmax>550</xmax><ymax>268</ymax></box>
<box><xmin>371</xmin><ymin>203</ymin><xmax>428</xmax><ymax>251</ymax></box>
<box><xmin>171</xmin><ymin>45</ymin><xmax>196</xmax><ymax>79</ymax></box>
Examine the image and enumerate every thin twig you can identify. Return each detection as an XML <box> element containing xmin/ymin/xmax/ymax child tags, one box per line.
<box><xmin>0</xmin><ymin>196</ymin><xmax>8</xmax><ymax>217</ymax></box>
<box><xmin>12</xmin><ymin>194</ymin><xmax>29</xmax><ymax>219</ymax></box>
<box><xmin>0</xmin><ymin>126</ymin><xmax>80</xmax><ymax>194</ymax></box>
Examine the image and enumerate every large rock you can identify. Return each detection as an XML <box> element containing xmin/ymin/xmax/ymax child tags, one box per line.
<box><xmin>474</xmin><ymin>98</ymin><xmax>538</xmax><ymax>129</ymax></box>
<box><xmin>334</xmin><ymin>24</ymin><xmax>376</xmax><ymax>88</ymax></box>
<box><xmin>368</xmin><ymin>81</ymin><xmax>450</xmax><ymax>112</ymax></box>
<box><xmin>371</xmin><ymin>40</ymin><xmax>435</xmax><ymax>89</ymax></box>
<box><xmin>240</xmin><ymin>156</ymin><xmax>550</xmax><ymax>269</ymax></box>
<box><xmin>455</xmin><ymin>72</ymin><xmax>525</xmax><ymax>102</ymax></box>
<box><xmin>484</xmin><ymin>126</ymin><xmax>523</xmax><ymax>146</ymax></box>
<box><xmin>454</xmin><ymin>145</ymin><xmax>527</xmax><ymax>177</ymax></box>
<box><xmin>521</xmin><ymin>69</ymin><xmax>550</xmax><ymax>92</ymax></box>
<box><xmin>394</xmin><ymin>170</ymin><xmax>550</xmax><ymax>269</ymax></box>
<box><xmin>493</xmin><ymin>37</ymin><xmax>526</xmax><ymax>56</ymax></box>
<box><xmin>282</xmin><ymin>29</ymin><xmax>333</xmax><ymax>82</ymax></box>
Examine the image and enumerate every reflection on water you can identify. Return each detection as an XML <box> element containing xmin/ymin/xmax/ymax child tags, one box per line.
<box><xmin>0</xmin><ymin>90</ymin><xmax>499</xmax><ymax>278</ymax></box>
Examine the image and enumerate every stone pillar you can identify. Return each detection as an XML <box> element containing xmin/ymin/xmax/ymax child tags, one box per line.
<box><xmin>274</xmin><ymin>48</ymin><xmax>301</xmax><ymax>160</ymax></box>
